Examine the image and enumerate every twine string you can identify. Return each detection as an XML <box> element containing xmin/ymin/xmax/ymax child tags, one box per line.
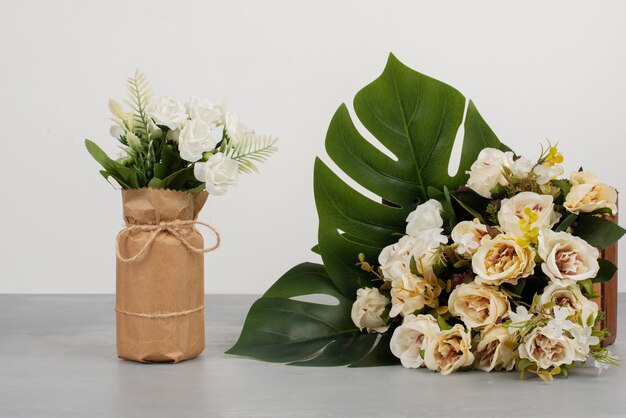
<box><xmin>115</xmin><ymin>219</ymin><xmax>221</xmax><ymax>263</ymax></box>
<box><xmin>115</xmin><ymin>219</ymin><xmax>219</xmax><ymax>319</ymax></box>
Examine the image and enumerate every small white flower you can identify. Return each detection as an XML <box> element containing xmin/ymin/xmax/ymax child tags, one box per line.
<box><xmin>178</xmin><ymin>119</ymin><xmax>219</xmax><ymax>162</ymax></box>
<box><xmin>146</xmin><ymin>96</ymin><xmax>187</xmax><ymax>130</ymax></box>
<box><xmin>185</xmin><ymin>97</ymin><xmax>223</xmax><ymax>125</ymax></box>
<box><xmin>509</xmin><ymin>305</ymin><xmax>533</xmax><ymax>324</ymax></box>
<box><xmin>450</xmin><ymin>219</ymin><xmax>488</xmax><ymax>256</ymax></box>
<box><xmin>193</xmin><ymin>152</ymin><xmax>239</xmax><ymax>195</ymax></box>
<box><xmin>533</xmin><ymin>164</ymin><xmax>563</xmax><ymax>185</ymax></box>
<box><xmin>351</xmin><ymin>287</ymin><xmax>390</xmax><ymax>333</ymax></box>
<box><xmin>594</xmin><ymin>359</ymin><xmax>611</xmax><ymax>374</ymax></box>
<box><xmin>546</xmin><ymin>306</ymin><xmax>574</xmax><ymax>338</ymax></box>
<box><xmin>506</xmin><ymin>155</ymin><xmax>534</xmax><ymax>178</ymax></box>
<box><xmin>406</xmin><ymin>199</ymin><xmax>444</xmax><ymax>237</ymax></box>
<box><xmin>569</xmin><ymin>324</ymin><xmax>600</xmax><ymax>362</ymax></box>
<box><xmin>390</xmin><ymin>314</ymin><xmax>440</xmax><ymax>368</ymax></box>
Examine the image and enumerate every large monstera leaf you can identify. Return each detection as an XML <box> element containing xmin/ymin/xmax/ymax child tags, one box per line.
<box><xmin>228</xmin><ymin>54</ymin><xmax>508</xmax><ymax>366</ymax></box>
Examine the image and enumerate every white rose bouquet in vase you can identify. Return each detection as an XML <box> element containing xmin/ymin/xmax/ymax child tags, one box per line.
<box><xmin>228</xmin><ymin>54</ymin><xmax>624</xmax><ymax>381</ymax></box>
<box><xmin>86</xmin><ymin>71</ymin><xmax>277</xmax><ymax>363</ymax></box>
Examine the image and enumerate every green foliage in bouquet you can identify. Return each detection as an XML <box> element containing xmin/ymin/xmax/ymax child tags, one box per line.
<box><xmin>227</xmin><ymin>54</ymin><xmax>625</xmax><ymax>372</ymax></box>
<box><xmin>85</xmin><ymin>70</ymin><xmax>277</xmax><ymax>194</ymax></box>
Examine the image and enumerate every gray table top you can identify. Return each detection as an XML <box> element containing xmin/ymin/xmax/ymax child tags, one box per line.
<box><xmin>1</xmin><ymin>294</ymin><xmax>625</xmax><ymax>418</ymax></box>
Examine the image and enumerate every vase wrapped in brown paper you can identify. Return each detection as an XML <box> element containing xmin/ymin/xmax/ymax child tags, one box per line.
<box><xmin>115</xmin><ymin>188</ymin><xmax>219</xmax><ymax>363</ymax></box>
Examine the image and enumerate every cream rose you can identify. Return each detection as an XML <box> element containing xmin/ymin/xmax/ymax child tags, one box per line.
<box><xmin>193</xmin><ymin>152</ymin><xmax>239</xmax><ymax>195</ymax></box>
<box><xmin>448</xmin><ymin>283</ymin><xmax>509</xmax><ymax>329</ymax></box>
<box><xmin>518</xmin><ymin>325</ymin><xmax>576</xmax><ymax>370</ymax></box>
<box><xmin>498</xmin><ymin>192</ymin><xmax>561</xmax><ymax>238</ymax></box>
<box><xmin>406</xmin><ymin>199</ymin><xmax>444</xmax><ymax>237</ymax></box>
<box><xmin>451</xmin><ymin>219</ymin><xmax>488</xmax><ymax>256</ymax></box>
<box><xmin>537</xmin><ymin>229</ymin><xmax>600</xmax><ymax>284</ymax></box>
<box><xmin>378</xmin><ymin>234</ymin><xmax>445</xmax><ymax>281</ymax></box>
<box><xmin>390</xmin><ymin>314</ymin><xmax>440</xmax><ymax>368</ymax></box>
<box><xmin>351</xmin><ymin>287</ymin><xmax>390</xmax><ymax>333</ymax></box>
<box><xmin>178</xmin><ymin>119</ymin><xmax>219</xmax><ymax>162</ymax></box>
<box><xmin>473</xmin><ymin>325</ymin><xmax>517</xmax><ymax>372</ymax></box>
<box><xmin>424</xmin><ymin>324</ymin><xmax>474</xmax><ymax>375</ymax></box>
<box><xmin>537</xmin><ymin>280</ymin><xmax>598</xmax><ymax>326</ymax></box>
<box><xmin>389</xmin><ymin>274</ymin><xmax>428</xmax><ymax>317</ymax></box>
<box><xmin>146</xmin><ymin>96</ymin><xmax>187</xmax><ymax>130</ymax></box>
<box><xmin>472</xmin><ymin>234</ymin><xmax>536</xmax><ymax>286</ymax></box>
<box><xmin>564</xmin><ymin>171</ymin><xmax>617</xmax><ymax>215</ymax></box>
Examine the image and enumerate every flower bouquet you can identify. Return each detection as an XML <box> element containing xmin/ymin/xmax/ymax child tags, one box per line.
<box><xmin>86</xmin><ymin>71</ymin><xmax>277</xmax><ymax>363</ymax></box>
<box><xmin>228</xmin><ymin>55</ymin><xmax>624</xmax><ymax>380</ymax></box>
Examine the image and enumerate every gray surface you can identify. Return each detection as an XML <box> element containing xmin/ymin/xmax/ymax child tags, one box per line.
<box><xmin>0</xmin><ymin>295</ymin><xmax>625</xmax><ymax>418</ymax></box>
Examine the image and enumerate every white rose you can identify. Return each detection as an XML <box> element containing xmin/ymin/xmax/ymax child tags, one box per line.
<box><xmin>448</xmin><ymin>283</ymin><xmax>509</xmax><ymax>329</ymax></box>
<box><xmin>569</xmin><ymin>324</ymin><xmax>600</xmax><ymax>362</ymax></box>
<box><xmin>518</xmin><ymin>325</ymin><xmax>576</xmax><ymax>370</ymax></box>
<box><xmin>564</xmin><ymin>171</ymin><xmax>617</xmax><ymax>215</ymax></box>
<box><xmin>378</xmin><ymin>234</ymin><xmax>445</xmax><ymax>281</ymax></box>
<box><xmin>466</xmin><ymin>148</ymin><xmax>509</xmax><ymax>198</ymax></box>
<box><xmin>537</xmin><ymin>229</ymin><xmax>600</xmax><ymax>284</ymax></box>
<box><xmin>451</xmin><ymin>219</ymin><xmax>488</xmax><ymax>256</ymax></box>
<box><xmin>570</xmin><ymin>171</ymin><xmax>599</xmax><ymax>186</ymax></box>
<box><xmin>390</xmin><ymin>314</ymin><xmax>440</xmax><ymax>368</ymax></box>
<box><xmin>538</xmin><ymin>280</ymin><xmax>598</xmax><ymax>326</ymax></box>
<box><xmin>224</xmin><ymin>112</ymin><xmax>252</xmax><ymax>144</ymax></box>
<box><xmin>146</xmin><ymin>96</ymin><xmax>187</xmax><ymax>130</ymax></box>
<box><xmin>193</xmin><ymin>152</ymin><xmax>239</xmax><ymax>195</ymax></box>
<box><xmin>177</xmin><ymin>119</ymin><xmax>219</xmax><ymax>162</ymax></box>
<box><xmin>185</xmin><ymin>97</ymin><xmax>223</xmax><ymax>125</ymax></box>
<box><xmin>389</xmin><ymin>274</ymin><xmax>428</xmax><ymax>317</ymax></box>
<box><xmin>406</xmin><ymin>199</ymin><xmax>444</xmax><ymax>237</ymax></box>
<box><xmin>472</xmin><ymin>234</ymin><xmax>536</xmax><ymax>286</ymax></box>
<box><xmin>474</xmin><ymin>325</ymin><xmax>517</xmax><ymax>372</ymax></box>
<box><xmin>424</xmin><ymin>324</ymin><xmax>474</xmax><ymax>375</ymax></box>
<box><xmin>498</xmin><ymin>192</ymin><xmax>561</xmax><ymax>238</ymax></box>
<box><xmin>351</xmin><ymin>287</ymin><xmax>390</xmax><ymax>333</ymax></box>
<box><xmin>503</xmin><ymin>153</ymin><xmax>534</xmax><ymax>179</ymax></box>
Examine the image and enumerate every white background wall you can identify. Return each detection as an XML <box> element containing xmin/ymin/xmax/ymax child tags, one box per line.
<box><xmin>1</xmin><ymin>0</ymin><xmax>625</xmax><ymax>294</ymax></box>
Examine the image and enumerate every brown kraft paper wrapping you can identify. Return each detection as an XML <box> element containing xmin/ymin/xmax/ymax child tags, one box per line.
<box><xmin>116</xmin><ymin>188</ymin><xmax>210</xmax><ymax>363</ymax></box>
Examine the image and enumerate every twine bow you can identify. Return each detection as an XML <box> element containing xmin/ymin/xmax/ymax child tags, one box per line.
<box><xmin>115</xmin><ymin>219</ymin><xmax>221</xmax><ymax>263</ymax></box>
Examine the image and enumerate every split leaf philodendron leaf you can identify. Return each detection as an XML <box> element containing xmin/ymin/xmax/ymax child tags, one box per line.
<box><xmin>228</xmin><ymin>53</ymin><xmax>509</xmax><ymax>366</ymax></box>
<box><xmin>226</xmin><ymin>263</ymin><xmax>388</xmax><ymax>366</ymax></box>
<box><xmin>315</xmin><ymin>53</ymin><xmax>508</xmax><ymax>298</ymax></box>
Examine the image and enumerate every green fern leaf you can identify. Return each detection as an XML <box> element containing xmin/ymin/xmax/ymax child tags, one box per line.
<box><xmin>228</xmin><ymin>134</ymin><xmax>278</xmax><ymax>174</ymax></box>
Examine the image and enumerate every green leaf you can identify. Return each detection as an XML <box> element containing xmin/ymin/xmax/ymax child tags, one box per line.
<box><xmin>348</xmin><ymin>333</ymin><xmax>399</xmax><ymax>367</ymax></box>
<box><xmin>551</xmin><ymin>179</ymin><xmax>572</xmax><ymax>198</ymax></box>
<box><xmin>578</xmin><ymin>278</ymin><xmax>594</xmax><ymax>296</ymax></box>
<box><xmin>573</xmin><ymin>215</ymin><xmax>625</xmax><ymax>249</ymax></box>
<box><xmin>516</xmin><ymin>358</ymin><xmax>534</xmax><ymax>372</ymax></box>
<box><xmin>593</xmin><ymin>259</ymin><xmax>618</xmax><ymax>283</ymax></box>
<box><xmin>555</xmin><ymin>212</ymin><xmax>577</xmax><ymax>232</ymax></box>
<box><xmin>153</xmin><ymin>144</ymin><xmax>185</xmax><ymax>179</ymax></box>
<box><xmin>231</xmin><ymin>54</ymin><xmax>511</xmax><ymax>367</ymax></box>
<box><xmin>428</xmin><ymin>186</ymin><xmax>456</xmax><ymax>232</ymax></box>
<box><xmin>226</xmin><ymin>263</ymin><xmax>380</xmax><ymax>366</ymax></box>
<box><xmin>85</xmin><ymin>139</ymin><xmax>139</xmax><ymax>188</ymax></box>
<box><xmin>315</xmin><ymin>54</ymin><xmax>508</xmax><ymax>297</ymax></box>
<box><xmin>437</xmin><ymin>315</ymin><xmax>452</xmax><ymax>330</ymax></box>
